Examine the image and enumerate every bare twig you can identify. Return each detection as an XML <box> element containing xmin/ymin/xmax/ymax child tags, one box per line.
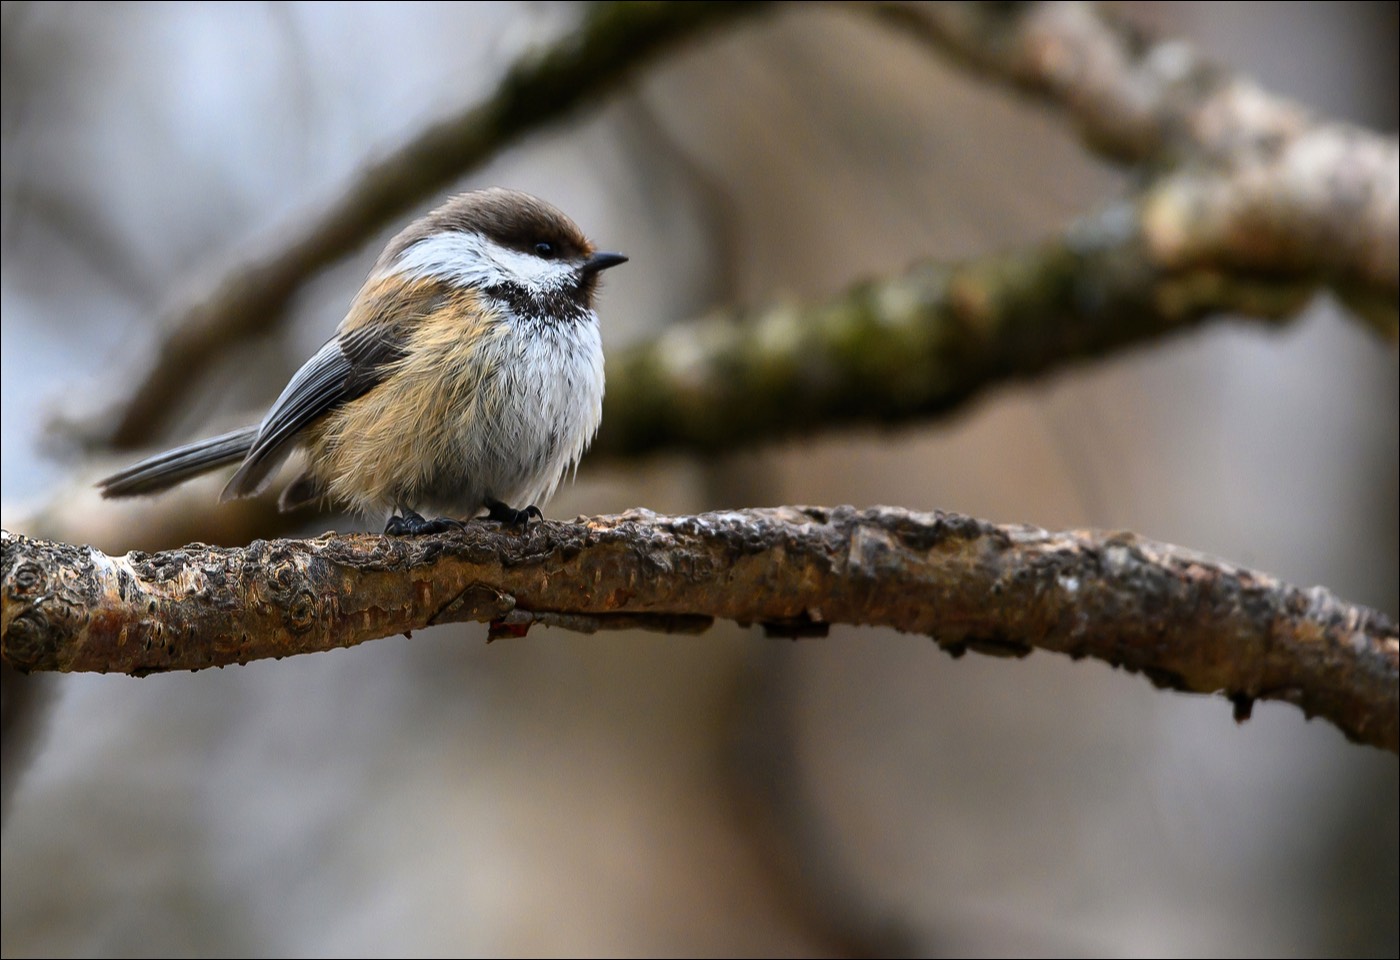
<box><xmin>866</xmin><ymin>1</ymin><xmax>1399</xmax><ymax>309</ymax></box>
<box><xmin>867</xmin><ymin>1</ymin><xmax>1313</xmax><ymax>166</ymax></box>
<box><xmin>101</xmin><ymin>1</ymin><xmax>773</xmax><ymax>450</ymax></box>
<box><xmin>4</xmin><ymin>508</ymin><xmax>1396</xmax><ymax>751</ymax></box>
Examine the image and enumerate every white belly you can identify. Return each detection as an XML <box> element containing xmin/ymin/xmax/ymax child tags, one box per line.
<box><xmin>425</xmin><ymin>314</ymin><xmax>605</xmax><ymax>516</ymax></box>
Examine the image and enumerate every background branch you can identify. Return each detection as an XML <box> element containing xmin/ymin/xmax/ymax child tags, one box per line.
<box><xmin>595</xmin><ymin>202</ymin><xmax>1324</xmax><ymax>458</ymax></box>
<box><xmin>869</xmin><ymin>2</ymin><xmax>1326</xmax><ymax>166</ymax></box>
<box><xmin>93</xmin><ymin>1</ymin><xmax>1398</xmax><ymax>468</ymax></box>
<box><xmin>589</xmin><ymin>2</ymin><xmax>1397</xmax><ymax>458</ymax></box>
<box><xmin>99</xmin><ymin>0</ymin><xmax>772</xmax><ymax>451</ymax></box>
<box><xmin>867</xmin><ymin>2</ymin><xmax>1399</xmax><ymax>298</ymax></box>
<box><xmin>5</xmin><ymin>509</ymin><xmax>1396</xmax><ymax>752</ymax></box>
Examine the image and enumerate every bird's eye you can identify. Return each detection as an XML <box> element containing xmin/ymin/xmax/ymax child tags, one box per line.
<box><xmin>534</xmin><ymin>241</ymin><xmax>556</xmax><ymax>259</ymax></box>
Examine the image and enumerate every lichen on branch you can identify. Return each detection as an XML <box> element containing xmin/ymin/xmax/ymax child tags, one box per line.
<box><xmin>593</xmin><ymin>213</ymin><xmax>1323</xmax><ymax>458</ymax></box>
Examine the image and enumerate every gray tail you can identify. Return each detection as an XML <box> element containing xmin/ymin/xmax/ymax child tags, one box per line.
<box><xmin>98</xmin><ymin>426</ymin><xmax>258</xmax><ymax>498</ymax></box>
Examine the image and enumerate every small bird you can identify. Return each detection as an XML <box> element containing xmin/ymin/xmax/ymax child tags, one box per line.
<box><xmin>99</xmin><ymin>188</ymin><xmax>627</xmax><ymax>535</ymax></box>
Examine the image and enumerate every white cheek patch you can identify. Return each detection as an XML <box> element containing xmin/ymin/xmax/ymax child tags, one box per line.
<box><xmin>385</xmin><ymin>231</ymin><xmax>575</xmax><ymax>294</ymax></box>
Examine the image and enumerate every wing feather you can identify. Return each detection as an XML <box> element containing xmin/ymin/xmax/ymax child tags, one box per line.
<box><xmin>220</xmin><ymin>277</ymin><xmax>448</xmax><ymax>501</ymax></box>
<box><xmin>221</xmin><ymin>326</ymin><xmax>406</xmax><ymax>500</ymax></box>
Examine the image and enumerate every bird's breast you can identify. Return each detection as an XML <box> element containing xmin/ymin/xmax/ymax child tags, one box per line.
<box><xmin>337</xmin><ymin>304</ymin><xmax>604</xmax><ymax>516</ymax></box>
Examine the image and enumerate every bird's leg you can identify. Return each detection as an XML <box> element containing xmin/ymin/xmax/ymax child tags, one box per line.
<box><xmin>484</xmin><ymin>499</ymin><xmax>542</xmax><ymax>528</ymax></box>
<box><xmin>384</xmin><ymin>507</ymin><xmax>464</xmax><ymax>536</ymax></box>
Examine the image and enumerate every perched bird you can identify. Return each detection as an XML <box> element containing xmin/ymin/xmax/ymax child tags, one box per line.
<box><xmin>99</xmin><ymin>188</ymin><xmax>627</xmax><ymax>535</ymax></box>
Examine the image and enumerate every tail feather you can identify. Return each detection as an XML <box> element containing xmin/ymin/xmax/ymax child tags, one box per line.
<box><xmin>98</xmin><ymin>426</ymin><xmax>259</xmax><ymax>498</ymax></box>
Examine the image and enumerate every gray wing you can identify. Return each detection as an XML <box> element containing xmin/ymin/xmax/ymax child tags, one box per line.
<box><xmin>221</xmin><ymin>329</ymin><xmax>403</xmax><ymax>500</ymax></box>
<box><xmin>99</xmin><ymin>426</ymin><xmax>258</xmax><ymax>498</ymax></box>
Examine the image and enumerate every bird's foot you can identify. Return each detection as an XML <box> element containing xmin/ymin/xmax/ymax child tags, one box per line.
<box><xmin>385</xmin><ymin>509</ymin><xmax>465</xmax><ymax>536</ymax></box>
<box><xmin>485</xmin><ymin>499</ymin><xmax>542</xmax><ymax>529</ymax></box>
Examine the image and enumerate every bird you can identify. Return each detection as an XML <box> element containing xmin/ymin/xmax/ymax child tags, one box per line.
<box><xmin>98</xmin><ymin>188</ymin><xmax>627</xmax><ymax>535</ymax></box>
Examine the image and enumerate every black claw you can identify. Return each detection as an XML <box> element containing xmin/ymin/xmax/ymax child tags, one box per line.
<box><xmin>385</xmin><ymin>509</ymin><xmax>464</xmax><ymax>536</ymax></box>
<box><xmin>485</xmin><ymin>499</ymin><xmax>542</xmax><ymax>528</ymax></box>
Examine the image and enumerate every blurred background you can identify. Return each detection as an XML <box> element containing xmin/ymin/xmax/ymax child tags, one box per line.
<box><xmin>2</xmin><ymin>2</ymin><xmax>1396</xmax><ymax>956</ymax></box>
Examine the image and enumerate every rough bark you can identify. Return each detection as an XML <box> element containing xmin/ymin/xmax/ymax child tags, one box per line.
<box><xmin>4</xmin><ymin>508</ymin><xmax>1395</xmax><ymax>752</ymax></box>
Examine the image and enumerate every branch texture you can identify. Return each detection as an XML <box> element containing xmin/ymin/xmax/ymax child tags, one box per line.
<box><xmin>4</xmin><ymin>510</ymin><xmax>1396</xmax><ymax>751</ymax></box>
<box><xmin>593</xmin><ymin>210</ymin><xmax>1319</xmax><ymax>457</ymax></box>
<box><xmin>104</xmin><ymin>1</ymin><xmax>772</xmax><ymax>450</ymax></box>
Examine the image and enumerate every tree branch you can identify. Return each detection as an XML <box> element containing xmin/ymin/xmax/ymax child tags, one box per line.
<box><xmin>4</xmin><ymin>509</ymin><xmax>1395</xmax><ymax>752</ymax></box>
<box><xmin>867</xmin><ymin>1</ymin><xmax>1323</xmax><ymax>166</ymax></box>
<box><xmin>100</xmin><ymin>0</ymin><xmax>772</xmax><ymax>450</ymax></box>
<box><xmin>593</xmin><ymin>203</ymin><xmax>1326</xmax><ymax>458</ymax></box>
<box><xmin>594</xmin><ymin>3</ymin><xmax>1400</xmax><ymax>460</ymax></box>
<box><xmin>866</xmin><ymin>2</ymin><xmax>1399</xmax><ymax>304</ymax></box>
<box><xmin>90</xmin><ymin>1</ymin><xmax>1396</xmax><ymax>463</ymax></box>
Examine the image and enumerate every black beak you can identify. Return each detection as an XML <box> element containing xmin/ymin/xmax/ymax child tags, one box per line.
<box><xmin>581</xmin><ymin>251</ymin><xmax>628</xmax><ymax>275</ymax></box>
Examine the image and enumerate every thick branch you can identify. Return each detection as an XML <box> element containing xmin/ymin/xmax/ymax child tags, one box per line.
<box><xmin>103</xmin><ymin>1</ymin><xmax>771</xmax><ymax>450</ymax></box>
<box><xmin>4</xmin><ymin>509</ymin><xmax>1396</xmax><ymax>752</ymax></box>
<box><xmin>593</xmin><ymin>204</ymin><xmax>1324</xmax><ymax>458</ymax></box>
<box><xmin>1140</xmin><ymin>137</ymin><xmax>1399</xmax><ymax>315</ymax></box>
